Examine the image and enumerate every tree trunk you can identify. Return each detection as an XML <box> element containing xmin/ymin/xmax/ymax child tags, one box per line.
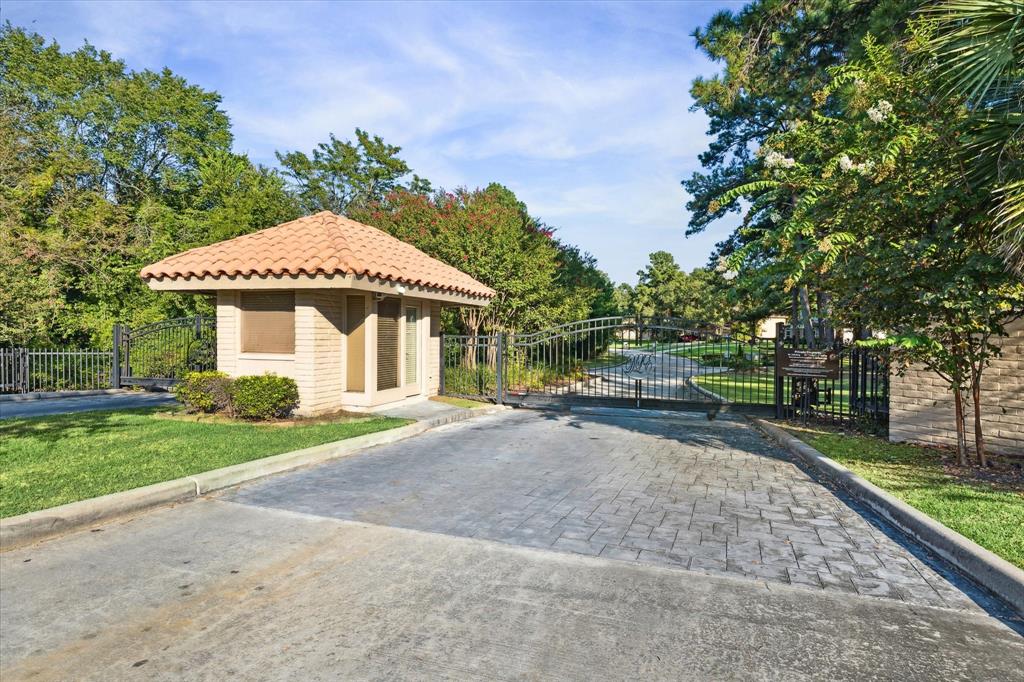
<box><xmin>817</xmin><ymin>291</ymin><xmax>835</xmax><ymax>345</ymax></box>
<box><xmin>791</xmin><ymin>289</ymin><xmax>800</xmax><ymax>347</ymax></box>
<box><xmin>952</xmin><ymin>386</ymin><xmax>968</xmax><ymax>466</ymax></box>
<box><xmin>798</xmin><ymin>285</ymin><xmax>815</xmax><ymax>347</ymax></box>
<box><xmin>971</xmin><ymin>376</ymin><xmax>987</xmax><ymax>467</ymax></box>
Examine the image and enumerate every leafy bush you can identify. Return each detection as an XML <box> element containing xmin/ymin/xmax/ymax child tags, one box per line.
<box><xmin>724</xmin><ymin>354</ymin><xmax>760</xmax><ymax>370</ymax></box>
<box><xmin>230</xmin><ymin>374</ymin><xmax>300</xmax><ymax>420</ymax></box>
<box><xmin>175</xmin><ymin>371</ymin><xmax>233</xmax><ymax>414</ymax></box>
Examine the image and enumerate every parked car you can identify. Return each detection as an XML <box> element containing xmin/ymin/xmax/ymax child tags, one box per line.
<box><xmin>679</xmin><ymin>333</ymin><xmax>700</xmax><ymax>342</ymax></box>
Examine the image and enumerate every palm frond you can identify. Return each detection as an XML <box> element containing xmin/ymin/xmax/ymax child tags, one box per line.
<box><xmin>993</xmin><ymin>179</ymin><xmax>1024</xmax><ymax>274</ymax></box>
<box><xmin>922</xmin><ymin>0</ymin><xmax>1024</xmax><ymax>108</ymax></box>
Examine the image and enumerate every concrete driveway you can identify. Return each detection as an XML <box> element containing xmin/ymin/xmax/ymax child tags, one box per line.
<box><xmin>2</xmin><ymin>409</ymin><xmax>1022</xmax><ymax>680</ymax></box>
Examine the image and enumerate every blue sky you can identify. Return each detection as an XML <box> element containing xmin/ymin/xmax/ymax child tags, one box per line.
<box><xmin>5</xmin><ymin>0</ymin><xmax>744</xmax><ymax>284</ymax></box>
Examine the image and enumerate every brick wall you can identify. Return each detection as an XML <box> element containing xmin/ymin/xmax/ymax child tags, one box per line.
<box><xmin>293</xmin><ymin>291</ymin><xmax>345</xmax><ymax>415</ymax></box>
<box><xmin>215</xmin><ymin>291</ymin><xmax>237</xmax><ymax>376</ymax></box>
<box><xmin>889</xmin><ymin>317</ymin><xmax>1024</xmax><ymax>455</ymax></box>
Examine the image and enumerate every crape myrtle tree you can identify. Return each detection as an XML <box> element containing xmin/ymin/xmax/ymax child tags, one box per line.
<box><xmin>349</xmin><ymin>184</ymin><xmax>614</xmax><ymax>339</ymax></box>
<box><xmin>713</xmin><ymin>32</ymin><xmax>1024</xmax><ymax>465</ymax></box>
<box><xmin>685</xmin><ymin>0</ymin><xmax>917</xmax><ymax>344</ymax></box>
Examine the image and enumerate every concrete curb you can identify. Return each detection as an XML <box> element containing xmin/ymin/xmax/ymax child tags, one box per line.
<box><xmin>0</xmin><ymin>405</ymin><xmax>506</xmax><ymax>551</ymax></box>
<box><xmin>0</xmin><ymin>389</ymin><xmax>131</xmax><ymax>403</ymax></box>
<box><xmin>751</xmin><ymin>417</ymin><xmax>1024</xmax><ymax>616</ymax></box>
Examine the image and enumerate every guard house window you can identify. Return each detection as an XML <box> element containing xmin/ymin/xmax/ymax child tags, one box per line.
<box><xmin>240</xmin><ymin>292</ymin><xmax>295</xmax><ymax>354</ymax></box>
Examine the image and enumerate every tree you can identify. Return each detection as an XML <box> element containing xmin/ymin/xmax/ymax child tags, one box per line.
<box><xmin>350</xmin><ymin>185</ymin><xmax>565</xmax><ymax>337</ymax></box>
<box><xmin>714</xmin><ymin>32</ymin><xmax>1024</xmax><ymax>465</ymax></box>
<box><xmin>686</xmin><ymin>1</ymin><xmax>916</xmax><ymax>342</ymax></box>
<box><xmin>632</xmin><ymin>252</ymin><xmax>728</xmax><ymax>326</ymax></box>
<box><xmin>549</xmin><ymin>241</ymin><xmax>618</xmax><ymax>322</ymax></box>
<box><xmin>276</xmin><ymin>129</ymin><xmax>420</xmax><ymax>215</ymax></box>
<box><xmin>612</xmin><ymin>283</ymin><xmax>636</xmax><ymax>317</ymax></box>
<box><xmin>0</xmin><ymin>25</ymin><xmax>299</xmax><ymax>345</ymax></box>
<box><xmin>923</xmin><ymin>0</ymin><xmax>1024</xmax><ymax>274</ymax></box>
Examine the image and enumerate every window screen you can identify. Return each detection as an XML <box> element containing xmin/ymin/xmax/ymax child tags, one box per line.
<box><xmin>240</xmin><ymin>292</ymin><xmax>295</xmax><ymax>354</ymax></box>
<box><xmin>376</xmin><ymin>298</ymin><xmax>400</xmax><ymax>391</ymax></box>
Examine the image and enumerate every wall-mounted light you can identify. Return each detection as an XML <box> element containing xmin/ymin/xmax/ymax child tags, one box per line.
<box><xmin>396</xmin><ymin>285</ymin><xmax>406</xmax><ymax>295</ymax></box>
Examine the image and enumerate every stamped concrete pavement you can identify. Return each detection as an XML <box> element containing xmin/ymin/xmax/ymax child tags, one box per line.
<box><xmin>225</xmin><ymin>409</ymin><xmax>990</xmax><ymax>610</ymax></box>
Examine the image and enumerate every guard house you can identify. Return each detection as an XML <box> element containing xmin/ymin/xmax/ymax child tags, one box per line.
<box><xmin>140</xmin><ymin>211</ymin><xmax>495</xmax><ymax>414</ymax></box>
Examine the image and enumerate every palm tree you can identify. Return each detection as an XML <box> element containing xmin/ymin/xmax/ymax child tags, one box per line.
<box><xmin>923</xmin><ymin>0</ymin><xmax>1024</xmax><ymax>274</ymax></box>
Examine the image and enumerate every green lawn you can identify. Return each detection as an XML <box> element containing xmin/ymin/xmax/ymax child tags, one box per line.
<box><xmin>693</xmin><ymin>369</ymin><xmax>777</xmax><ymax>404</ymax></box>
<box><xmin>693</xmin><ymin>367</ymin><xmax>864</xmax><ymax>410</ymax></box>
<box><xmin>785</xmin><ymin>424</ymin><xmax>1024</xmax><ymax>569</ymax></box>
<box><xmin>669</xmin><ymin>339</ymin><xmax>772</xmax><ymax>362</ymax></box>
<box><xmin>0</xmin><ymin>408</ymin><xmax>410</xmax><ymax>517</ymax></box>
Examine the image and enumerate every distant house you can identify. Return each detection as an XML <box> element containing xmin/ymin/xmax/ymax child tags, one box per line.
<box><xmin>141</xmin><ymin>211</ymin><xmax>494</xmax><ymax>414</ymax></box>
<box><xmin>757</xmin><ymin>315</ymin><xmax>788</xmax><ymax>338</ymax></box>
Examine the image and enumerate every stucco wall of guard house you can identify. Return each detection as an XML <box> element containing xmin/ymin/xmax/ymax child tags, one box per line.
<box><xmin>889</xmin><ymin>317</ymin><xmax>1024</xmax><ymax>455</ymax></box>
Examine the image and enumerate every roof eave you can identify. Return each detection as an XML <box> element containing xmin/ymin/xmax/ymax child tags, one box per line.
<box><xmin>143</xmin><ymin>272</ymin><xmax>493</xmax><ymax>306</ymax></box>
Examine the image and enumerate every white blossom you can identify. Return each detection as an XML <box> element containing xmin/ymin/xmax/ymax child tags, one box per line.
<box><xmin>769</xmin><ymin>210</ymin><xmax>783</xmax><ymax>223</ymax></box>
<box><xmin>764</xmin><ymin>151</ymin><xmax>795</xmax><ymax>169</ymax></box>
<box><xmin>722</xmin><ymin>269</ymin><xmax>738</xmax><ymax>281</ymax></box>
<box><xmin>715</xmin><ymin>255</ymin><xmax>729</xmax><ymax>273</ymax></box>
<box><xmin>867</xmin><ymin>99</ymin><xmax>893</xmax><ymax>123</ymax></box>
<box><xmin>838</xmin><ymin>154</ymin><xmax>875</xmax><ymax>176</ymax></box>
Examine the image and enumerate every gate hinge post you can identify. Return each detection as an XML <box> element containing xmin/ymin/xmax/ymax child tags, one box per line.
<box><xmin>438</xmin><ymin>333</ymin><xmax>445</xmax><ymax>396</ymax></box>
<box><xmin>495</xmin><ymin>332</ymin><xmax>504</xmax><ymax>405</ymax></box>
<box><xmin>111</xmin><ymin>323</ymin><xmax>122</xmax><ymax>389</ymax></box>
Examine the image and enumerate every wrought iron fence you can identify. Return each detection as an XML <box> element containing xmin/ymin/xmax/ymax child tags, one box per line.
<box><xmin>0</xmin><ymin>347</ymin><xmax>113</xmax><ymax>394</ymax></box>
<box><xmin>440</xmin><ymin>316</ymin><xmax>889</xmax><ymax>431</ymax></box>
<box><xmin>1</xmin><ymin>316</ymin><xmax>218</xmax><ymax>395</ymax></box>
<box><xmin>115</xmin><ymin>315</ymin><xmax>216</xmax><ymax>387</ymax></box>
<box><xmin>776</xmin><ymin>341</ymin><xmax>889</xmax><ymax>432</ymax></box>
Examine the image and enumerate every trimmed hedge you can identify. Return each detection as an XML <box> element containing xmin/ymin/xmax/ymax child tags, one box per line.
<box><xmin>175</xmin><ymin>371</ymin><xmax>233</xmax><ymax>414</ymax></box>
<box><xmin>175</xmin><ymin>371</ymin><xmax>300</xmax><ymax>420</ymax></box>
<box><xmin>231</xmin><ymin>374</ymin><xmax>300</xmax><ymax>420</ymax></box>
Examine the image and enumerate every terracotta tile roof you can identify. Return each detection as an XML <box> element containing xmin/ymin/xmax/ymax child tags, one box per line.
<box><xmin>140</xmin><ymin>211</ymin><xmax>495</xmax><ymax>298</ymax></box>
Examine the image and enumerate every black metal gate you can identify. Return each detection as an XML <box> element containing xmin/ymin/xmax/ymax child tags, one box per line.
<box><xmin>113</xmin><ymin>315</ymin><xmax>216</xmax><ymax>388</ymax></box>
<box><xmin>441</xmin><ymin>317</ymin><xmax>777</xmax><ymax>416</ymax></box>
<box><xmin>440</xmin><ymin>316</ymin><xmax>888</xmax><ymax>428</ymax></box>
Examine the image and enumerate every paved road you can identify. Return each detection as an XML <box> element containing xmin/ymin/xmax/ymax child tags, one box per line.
<box><xmin>0</xmin><ymin>392</ymin><xmax>178</xmax><ymax>419</ymax></box>
<box><xmin>552</xmin><ymin>347</ymin><xmax>724</xmax><ymax>402</ymax></box>
<box><xmin>2</xmin><ymin>409</ymin><xmax>1021</xmax><ymax>680</ymax></box>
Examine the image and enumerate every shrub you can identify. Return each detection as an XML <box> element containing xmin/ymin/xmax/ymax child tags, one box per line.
<box><xmin>230</xmin><ymin>374</ymin><xmax>300</xmax><ymax>420</ymax></box>
<box><xmin>175</xmin><ymin>371</ymin><xmax>233</xmax><ymax>414</ymax></box>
